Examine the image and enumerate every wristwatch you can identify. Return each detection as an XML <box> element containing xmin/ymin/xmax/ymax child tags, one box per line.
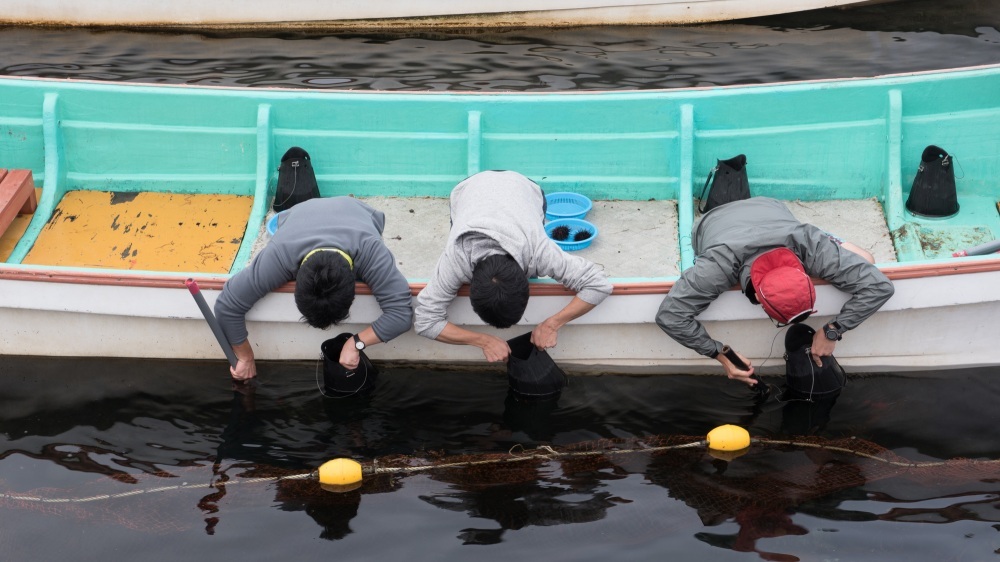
<box><xmin>824</xmin><ymin>322</ymin><xmax>843</xmax><ymax>341</ymax></box>
<box><xmin>352</xmin><ymin>334</ymin><xmax>365</xmax><ymax>351</ymax></box>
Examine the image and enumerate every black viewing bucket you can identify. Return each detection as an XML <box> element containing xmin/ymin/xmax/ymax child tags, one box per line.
<box><xmin>905</xmin><ymin>145</ymin><xmax>959</xmax><ymax>218</ymax></box>
<box><xmin>781</xmin><ymin>324</ymin><xmax>846</xmax><ymax>400</ymax></box>
<box><xmin>506</xmin><ymin>332</ymin><xmax>567</xmax><ymax>399</ymax></box>
<box><xmin>321</xmin><ymin>333</ymin><xmax>378</xmax><ymax>397</ymax></box>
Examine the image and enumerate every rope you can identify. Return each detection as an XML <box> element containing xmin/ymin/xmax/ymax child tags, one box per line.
<box><xmin>0</xmin><ymin>472</ymin><xmax>315</xmax><ymax>505</ymax></box>
<box><xmin>6</xmin><ymin>437</ymin><xmax>998</xmax><ymax>505</ymax></box>
<box><xmin>364</xmin><ymin>440</ymin><xmax>708</xmax><ymax>476</ymax></box>
<box><xmin>752</xmin><ymin>438</ymin><xmax>964</xmax><ymax>468</ymax></box>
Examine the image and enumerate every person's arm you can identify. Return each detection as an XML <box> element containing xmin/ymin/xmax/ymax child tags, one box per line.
<box><xmin>436</xmin><ymin>322</ymin><xmax>510</xmax><ymax>363</ymax></box>
<box><xmin>655</xmin><ymin>252</ymin><xmax>755</xmax><ymax>383</ymax></box>
<box><xmin>535</xmin><ymin>242</ymin><xmax>612</xmax><ymax>307</ymax></box>
<box><xmin>530</xmin><ymin>242</ymin><xmax>612</xmax><ymax>349</ymax></box>
<box><xmin>413</xmin><ymin>248</ymin><xmax>511</xmax><ymax>362</ymax></box>
<box><xmin>413</xmin><ymin>248</ymin><xmax>469</xmax><ymax>340</ymax></box>
<box><xmin>340</xmin><ymin>239</ymin><xmax>414</xmax><ymax>369</ymax></box>
<box><xmin>530</xmin><ymin>296</ymin><xmax>596</xmax><ymax>350</ymax></box>
<box><xmin>796</xmin><ymin>225</ymin><xmax>894</xmax><ymax>364</ymax></box>
<box><xmin>214</xmin><ymin>245</ymin><xmax>295</xmax><ymax>379</ymax></box>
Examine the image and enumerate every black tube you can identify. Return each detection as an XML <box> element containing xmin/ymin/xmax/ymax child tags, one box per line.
<box><xmin>722</xmin><ymin>344</ymin><xmax>769</xmax><ymax>400</ymax></box>
<box><xmin>186</xmin><ymin>279</ymin><xmax>239</xmax><ymax>368</ymax></box>
<box><xmin>721</xmin><ymin>345</ymin><xmax>748</xmax><ymax>370</ymax></box>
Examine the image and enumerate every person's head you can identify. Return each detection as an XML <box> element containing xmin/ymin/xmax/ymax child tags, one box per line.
<box><xmin>295</xmin><ymin>249</ymin><xmax>356</xmax><ymax>329</ymax></box>
<box><xmin>750</xmin><ymin>248</ymin><xmax>816</xmax><ymax>326</ymax></box>
<box><xmin>470</xmin><ymin>253</ymin><xmax>529</xmax><ymax>329</ymax></box>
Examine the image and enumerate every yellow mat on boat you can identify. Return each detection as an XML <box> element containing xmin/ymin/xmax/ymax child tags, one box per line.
<box><xmin>23</xmin><ymin>191</ymin><xmax>252</xmax><ymax>273</ymax></box>
<box><xmin>0</xmin><ymin>187</ymin><xmax>41</xmax><ymax>263</ymax></box>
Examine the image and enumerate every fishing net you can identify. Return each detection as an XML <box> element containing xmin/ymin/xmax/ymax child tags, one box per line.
<box><xmin>2</xmin><ymin>434</ymin><xmax>998</xmax><ymax>535</ymax></box>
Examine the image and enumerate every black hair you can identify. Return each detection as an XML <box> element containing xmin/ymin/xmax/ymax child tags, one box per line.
<box><xmin>470</xmin><ymin>253</ymin><xmax>529</xmax><ymax>329</ymax></box>
<box><xmin>294</xmin><ymin>250</ymin><xmax>356</xmax><ymax>329</ymax></box>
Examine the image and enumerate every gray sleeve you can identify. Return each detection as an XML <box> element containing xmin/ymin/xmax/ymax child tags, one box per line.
<box><xmin>355</xmin><ymin>238</ymin><xmax>413</xmax><ymax>343</ymax></box>
<box><xmin>534</xmin><ymin>241</ymin><xmax>612</xmax><ymax>305</ymax></box>
<box><xmin>655</xmin><ymin>252</ymin><xmax>735</xmax><ymax>357</ymax></box>
<box><xmin>413</xmin><ymin>247</ymin><xmax>469</xmax><ymax>339</ymax></box>
<box><xmin>214</xmin><ymin>245</ymin><xmax>296</xmax><ymax>345</ymax></box>
<box><xmin>795</xmin><ymin>225</ymin><xmax>895</xmax><ymax>330</ymax></box>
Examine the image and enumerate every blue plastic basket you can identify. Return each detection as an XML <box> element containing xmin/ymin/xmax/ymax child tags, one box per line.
<box><xmin>545</xmin><ymin>192</ymin><xmax>592</xmax><ymax>220</ymax></box>
<box><xmin>545</xmin><ymin>218</ymin><xmax>598</xmax><ymax>251</ymax></box>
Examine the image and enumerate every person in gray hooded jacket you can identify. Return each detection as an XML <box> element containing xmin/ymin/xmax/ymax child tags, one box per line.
<box><xmin>215</xmin><ymin>196</ymin><xmax>413</xmax><ymax>381</ymax></box>
<box><xmin>656</xmin><ymin>197</ymin><xmax>894</xmax><ymax>385</ymax></box>
<box><xmin>414</xmin><ymin>170</ymin><xmax>612</xmax><ymax>363</ymax></box>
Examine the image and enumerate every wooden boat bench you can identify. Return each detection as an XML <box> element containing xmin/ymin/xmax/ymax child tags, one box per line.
<box><xmin>0</xmin><ymin>169</ymin><xmax>37</xmax><ymax>237</ymax></box>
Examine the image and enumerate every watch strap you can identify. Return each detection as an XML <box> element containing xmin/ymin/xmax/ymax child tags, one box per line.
<box><xmin>825</xmin><ymin>322</ymin><xmax>843</xmax><ymax>341</ymax></box>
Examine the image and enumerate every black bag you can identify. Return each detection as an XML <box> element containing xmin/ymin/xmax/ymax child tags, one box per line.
<box><xmin>320</xmin><ymin>333</ymin><xmax>378</xmax><ymax>398</ymax></box>
<box><xmin>698</xmin><ymin>154</ymin><xmax>750</xmax><ymax>213</ymax></box>
<box><xmin>905</xmin><ymin>145</ymin><xmax>959</xmax><ymax>218</ymax></box>
<box><xmin>274</xmin><ymin>147</ymin><xmax>320</xmax><ymax>213</ymax></box>
<box><xmin>506</xmin><ymin>332</ymin><xmax>567</xmax><ymax>399</ymax></box>
<box><xmin>782</xmin><ymin>324</ymin><xmax>846</xmax><ymax>400</ymax></box>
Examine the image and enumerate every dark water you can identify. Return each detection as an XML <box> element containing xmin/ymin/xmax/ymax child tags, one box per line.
<box><xmin>2</xmin><ymin>357</ymin><xmax>1000</xmax><ymax>560</ymax></box>
<box><xmin>0</xmin><ymin>0</ymin><xmax>997</xmax><ymax>91</ymax></box>
<box><xmin>3</xmin><ymin>1</ymin><xmax>1000</xmax><ymax>559</ymax></box>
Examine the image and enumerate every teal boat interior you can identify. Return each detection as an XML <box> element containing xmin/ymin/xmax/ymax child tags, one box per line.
<box><xmin>1</xmin><ymin>64</ymin><xmax>999</xmax><ymax>280</ymax></box>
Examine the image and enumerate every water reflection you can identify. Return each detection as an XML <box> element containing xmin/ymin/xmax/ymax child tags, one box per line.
<box><xmin>0</xmin><ymin>0</ymin><xmax>997</xmax><ymax>91</ymax></box>
<box><xmin>3</xmin><ymin>356</ymin><xmax>1000</xmax><ymax>559</ymax></box>
<box><xmin>422</xmin><ymin>480</ymin><xmax>618</xmax><ymax>545</ymax></box>
<box><xmin>780</xmin><ymin>393</ymin><xmax>840</xmax><ymax>436</ymax></box>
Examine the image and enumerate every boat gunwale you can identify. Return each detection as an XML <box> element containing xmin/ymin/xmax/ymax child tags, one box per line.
<box><xmin>1</xmin><ymin>257</ymin><xmax>998</xmax><ymax>295</ymax></box>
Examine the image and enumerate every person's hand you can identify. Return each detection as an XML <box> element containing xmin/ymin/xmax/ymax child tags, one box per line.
<box><xmin>230</xmin><ymin>340</ymin><xmax>257</xmax><ymax>381</ymax></box>
<box><xmin>529</xmin><ymin>296</ymin><xmax>593</xmax><ymax>350</ymax></box>
<box><xmin>230</xmin><ymin>357</ymin><xmax>257</xmax><ymax>381</ymax></box>
<box><xmin>810</xmin><ymin>330</ymin><xmax>837</xmax><ymax>367</ymax></box>
<box><xmin>718</xmin><ymin>351</ymin><xmax>755</xmax><ymax>386</ymax></box>
<box><xmin>530</xmin><ymin>317</ymin><xmax>561</xmax><ymax>350</ymax></box>
<box><xmin>339</xmin><ymin>339</ymin><xmax>361</xmax><ymax>371</ymax></box>
<box><xmin>479</xmin><ymin>334</ymin><xmax>511</xmax><ymax>363</ymax></box>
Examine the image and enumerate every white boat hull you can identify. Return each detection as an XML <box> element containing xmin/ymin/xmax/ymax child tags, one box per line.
<box><xmin>2</xmin><ymin>0</ymin><xmax>883</xmax><ymax>29</ymax></box>
<box><xmin>2</xmin><ymin>264</ymin><xmax>996</xmax><ymax>374</ymax></box>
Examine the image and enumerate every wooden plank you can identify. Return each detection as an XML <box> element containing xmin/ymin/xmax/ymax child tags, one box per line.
<box><xmin>0</xmin><ymin>169</ymin><xmax>38</xmax><ymax>238</ymax></box>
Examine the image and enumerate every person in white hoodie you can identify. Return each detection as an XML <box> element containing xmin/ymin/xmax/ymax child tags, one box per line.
<box><xmin>414</xmin><ymin>170</ymin><xmax>612</xmax><ymax>363</ymax></box>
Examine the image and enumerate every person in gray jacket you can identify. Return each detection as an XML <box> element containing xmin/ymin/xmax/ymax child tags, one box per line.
<box><xmin>414</xmin><ymin>170</ymin><xmax>612</xmax><ymax>363</ymax></box>
<box><xmin>215</xmin><ymin>197</ymin><xmax>413</xmax><ymax>381</ymax></box>
<box><xmin>656</xmin><ymin>197</ymin><xmax>894</xmax><ymax>386</ymax></box>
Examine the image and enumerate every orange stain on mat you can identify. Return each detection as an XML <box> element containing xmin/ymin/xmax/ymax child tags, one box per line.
<box><xmin>23</xmin><ymin>191</ymin><xmax>252</xmax><ymax>273</ymax></box>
